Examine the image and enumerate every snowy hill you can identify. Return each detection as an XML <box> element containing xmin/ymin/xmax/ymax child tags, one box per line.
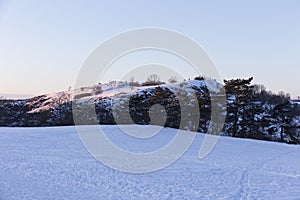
<box><xmin>0</xmin><ymin>80</ymin><xmax>220</xmax><ymax>127</ymax></box>
<box><xmin>0</xmin><ymin>125</ymin><xmax>299</xmax><ymax>199</ymax></box>
<box><xmin>0</xmin><ymin>78</ymin><xmax>299</xmax><ymax>144</ymax></box>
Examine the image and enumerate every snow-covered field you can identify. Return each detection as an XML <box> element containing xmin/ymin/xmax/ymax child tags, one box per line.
<box><xmin>0</xmin><ymin>126</ymin><xmax>299</xmax><ymax>199</ymax></box>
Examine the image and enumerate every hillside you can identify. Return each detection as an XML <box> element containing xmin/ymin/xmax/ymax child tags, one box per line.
<box><xmin>0</xmin><ymin>78</ymin><xmax>299</xmax><ymax>144</ymax></box>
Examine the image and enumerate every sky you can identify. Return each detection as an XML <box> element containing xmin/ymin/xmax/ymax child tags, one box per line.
<box><xmin>0</xmin><ymin>0</ymin><xmax>299</xmax><ymax>98</ymax></box>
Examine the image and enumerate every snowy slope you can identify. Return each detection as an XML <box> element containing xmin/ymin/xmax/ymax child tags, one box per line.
<box><xmin>0</xmin><ymin>126</ymin><xmax>299</xmax><ymax>199</ymax></box>
<box><xmin>26</xmin><ymin>80</ymin><xmax>222</xmax><ymax>113</ymax></box>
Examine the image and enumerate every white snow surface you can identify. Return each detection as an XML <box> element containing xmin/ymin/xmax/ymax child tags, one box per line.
<box><xmin>0</xmin><ymin>125</ymin><xmax>299</xmax><ymax>199</ymax></box>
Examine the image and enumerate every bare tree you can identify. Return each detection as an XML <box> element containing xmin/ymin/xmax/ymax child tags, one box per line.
<box><xmin>252</xmin><ymin>84</ymin><xmax>266</xmax><ymax>95</ymax></box>
<box><xmin>146</xmin><ymin>74</ymin><xmax>160</xmax><ymax>83</ymax></box>
<box><xmin>94</xmin><ymin>85</ymin><xmax>102</xmax><ymax>95</ymax></box>
<box><xmin>142</xmin><ymin>74</ymin><xmax>165</xmax><ymax>86</ymax></box>
<box><xmin>168</xmin><ymin>76</ymin><xmax>177</xmax><ymax>83</ymax></box>
<box><xmin>129</xmin><ymin>77</ymin><xmax>134</xmax><ymax>83</ymax></box>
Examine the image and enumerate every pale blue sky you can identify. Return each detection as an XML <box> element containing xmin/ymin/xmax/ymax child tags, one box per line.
<box><xmin>0</xmin><ymin>0</ymin><xmax>299</xmax><ymax>98</ymax></box>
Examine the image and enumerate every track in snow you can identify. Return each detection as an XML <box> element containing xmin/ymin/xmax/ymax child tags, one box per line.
<box><xmin>0</xmin><ymin>125</ymin><xmax>299</xmax><ymax>199</ymax></box>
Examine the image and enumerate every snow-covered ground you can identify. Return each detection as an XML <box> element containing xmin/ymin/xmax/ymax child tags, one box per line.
<box><xmin>0</xmin><ymin>126</ymin><xmax>299</xmax><ymax>199</ymax></box>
